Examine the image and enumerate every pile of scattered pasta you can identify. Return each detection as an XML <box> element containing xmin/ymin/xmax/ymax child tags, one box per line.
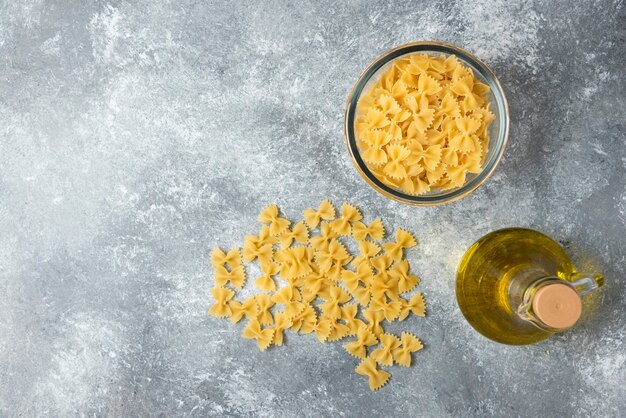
<box><xmin>355</xmin><ymin>53</ymin><xmax>496</xmax><ymax>195</ymax></box>
<box><xmin>209</xmin><ymin>200</ymin><xmax>426</xmax><ymax>391</ymax></box>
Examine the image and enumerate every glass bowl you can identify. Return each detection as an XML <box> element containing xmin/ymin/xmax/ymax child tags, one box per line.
<box><xmin>344</xmin><ymin>41</ymin><xmax>509</xmax><ymax>206</ymax></box>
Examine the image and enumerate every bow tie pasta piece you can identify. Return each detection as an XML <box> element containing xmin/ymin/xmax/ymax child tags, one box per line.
<box><xmin>327</xmin><ymin>319</ymin><xmax>352</xmax><ymax>342</ymax></box>
<box><xmin>407</xmin><ymin>53</ymin><xmax>430</xmax><ymax>73</ymax></box>
<box><xmin>445</xmin><ymin>164</ymin><xmax>469</xmax><ymax>188</ymax></box>
<box><xmin>302</xmin><ymin>271</ymin><xmax>332</xmax><ymax>300</ymax></box>
<box><xmin>309</xmin><ymin>222</ymin><xmax>338</xmax><ymax>250</ymax></box>
<box><xmin>370</xmin><ymin>272</ymin><xmax>399</xmax><ymax>302</ymax></box>
<box><xmin>271</xmin><ymin>284</ymin><xmax>301</xmax><ymax>305</ymax></box>
<box><xmin>449</xmin><ymin>116</ymin><xmax>481</xmax><ymax>153</ymax></box>
<box><xmin>290</xmin><ymin>303</ymin><xmax>317</xmax><ymax>334</ymax></box>
<box><xmin>406</xmin><ymin>142</ymin><xmax>442</xmax><ymax>172</ymax></box>
<box><xmin>208</xmin><ymin>287</ymin><xmax>235</xmax><ymax>318</ymax></box>
<box><xmin>398</xmin><ymin>292</ymin><xmax>426</xmax><ymax>320</ymax></box>
<box><xmin>438</xmin><ymin>92</ymin><xmax>461</xmax><ymax>119</ymax></box>
<box><xmin>341</xmin><ymin>262</ymin><xmax>374</xmax><ymax>292</ymax></box>
<box><xmin>399</xmin><ymin>176</ymin><xmax>430</xmax><ymax>196</ymax></box>
<box><xmin>340</xmin><ymin>303</ymin><xmax>365</xmax><ymax>335</ymax></box>
<box><xmin>228</xmin><ymin>297</ymin><xmax>258</xmax><ymax>323</ymax></box>
<box><xmin>351</xmin><ymin>282</ymin><xmax>373</xmax><ymax>307</ymax></box>
<box><xmin>242</xmin><ymin>235</ymin><xmax>273</xmax><ymax>264</ymax></box>
<box><xmin>441</xmin><ymin>53</ymin><xmax>461</xmax><ymax>76</ymax></box>
<box><xmin>355</xmin><ymin>357</ymin><xmax>391</xmax><ymax>391</ymax></box>
<box><xmin>383</xmin><ymin>144</ymin><xmax>411</xmax><ymax>180</ymax></box>
<box><xmin>370</xmin><ymin>254</ymin><xmax>393</xmax><ymax>275</ymax></box>
<box><xmin>213</xmin><ymin>264</ymin><xmax>246</xmax><ymax>289</ymax></box>
<box><xmin>392</xmin><ymin>332</ymin><xmax>423</xmax><ymax>367</ymax></box>
<box><xmin>275</xmin><ymin>246</ymin><xmax>314</xmax><ymax>281</ymax></box>
<box><xmin>352</xmin><ymin>240</ymin><xmax>382</xmax><ymax>266</ymax></box>
<box><xmin>389</xmin><ymin>259</ymin><xmax>420</xmax><ymax>293</ymax></box>
<box><xmin>383</xmin><ymin>229</ymin><xmax>417</xmax><ymax>261</ymax></box>
<box><xmin>320</xmin><ymin>286</ymin><xmax>352</xmax><ymax>319</ymax></box>
<box><xmin>315</xmin><ymin>238</ymin><xmax>352</xmax><ymax>273</ymax></box>
<box><xmin>242</xmin><ymin>318</ymin><xmax>275</xmax><ymax>352</ymax></box>
<box><xmin>258</xmin><ymin>204</ymin><xmax>291</xmax><ymax>236</ymax></box>
<box><xmin>270</xmin><ymin>311</ymin><xmax>293</xmax><ymax>346</ymax></box>
<box><xmin>279</xmin><ymin>221</ymin><xmax>309</xmax><ymax>248</ymax></box>
<box><xmin>255</xmin><ymin>275</ymin><xmax>276</xmax><ymax>292</ymax></box>
<box><xmin>325</xmin><ymin>262</ymin><xmax>347</xmax><ymax>283</ymax></box>
<box><xmin>378</xmin><ymin>94</ymin><xmax>402</xmax><ymax>117</ymax></box>
<box><xmin>355</xmin><ymin>53</ymin><xmax>494</xmax><ymax>194</ymax></box>
<box><xmin>257</xmin><ymin>224</ymin><xmax>278</xmax><ymax>246</ymax></box>
<box><xmin>254</xmin><ymin>261</ymin><xmax>279</xmax><ymax>291</ymax></box>
<box><xmin>361</xmin><ymin>131</ymin><xmax>392</xmax><ymax>166</ymax></box>
<box><xmin>369</xmin><ymin>296</ymin><xmax>402</xmax><ymax>322</ymax></box>
<box><xmin>344</xmin><ymin>324</ymin><xmax>379</xmax><ymax>359</ymax></box>
<box><xmin>450</xmin><ymin>74</ymin><xmax>474</xmax><ymax>97</ymax></box>
<box><xmin>255</xmin><ymin>294</ymin><xmax>275</xmax><ymax>325</ymax></box>
<box><xmin>316</xmin><ymin>316</ymin><xmax>350</xmax><ymax>342</ymax></box>
<box><xmin>209</xmin><ymin>200</ymin><xmax>428</xmax><ymax>391</ymax></box>
<box><xmin>272</xmin><ymin>287</ymin><xmax>307</xmax><ymax>320</ymax></box>
<box><xmin>408</xmin><ymin>96</ymin><xmax>435</xmax><ymax>135</ymax></box>
<box><xmin>441</xmin><ymin>146</ymin><xmax>460</xmax><ymax>167</ymax></box>
<box><xmin>210</xmin><ymin>248</ymin><xmax>242</xmax><ymax>270</ymax></box>
<box><xmin>329</xmin><ymin>203</ymin><xmax>362</xmax><ymax>236</ymax></box>
<box><xmin>302</xmin><ymin>200</ymin><xmax>336</xmax><ymax>228</ymax></box>
<box><xmin>363</xmin><ymin>307</ymin><xmax>385</xmax><ymax>338</ymax></box>
<box><xmin>418</xmin><ymin>73</ymin><xmax>442</xmax><ymax>96</ymax></box>
<box><xmin>370</xmin><ymin>333</ymin><xmax>402</xmax><ymax>366</ymax></box>
<box><xmin>314</xmin><ymin>316</ymin><xmax>333</xmax><ymax>343</ymax></box>
<box><xmin>363</xmin><ymin>107</ymin><xmax>390</xmax><ymax>131</ymax></box>
<box><xmin>352</xmin><ymin>218</ymin><xmax>385</xmax><ymax>241</ymax></box>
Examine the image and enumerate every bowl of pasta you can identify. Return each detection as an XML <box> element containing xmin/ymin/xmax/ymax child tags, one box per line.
<box><xmin>344</xmin><ymin>41</ymin><xmax>509</xmax><ymax>205</ymax></box>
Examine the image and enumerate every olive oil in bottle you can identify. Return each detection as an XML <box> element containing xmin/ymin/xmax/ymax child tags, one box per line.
<box><xmin>456</xmin><ymin>228</ymin><xmax>604</xmax><ymax>345</ymax></box>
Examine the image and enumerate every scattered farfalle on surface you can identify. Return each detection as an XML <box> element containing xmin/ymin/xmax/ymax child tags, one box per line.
<box><xmin>208</xmin><ymin>201</ymin><xmax>427</xmax><ymax>391</ymax></box>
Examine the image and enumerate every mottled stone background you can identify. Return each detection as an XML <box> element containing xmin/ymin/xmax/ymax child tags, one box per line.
<box><xmin>1</xmin><ymin>0</ymin><xmax>625</xmax><ymax>416</ymax></box>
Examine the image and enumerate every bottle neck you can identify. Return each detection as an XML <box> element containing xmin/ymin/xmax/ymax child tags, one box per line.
<box><xmin>516</xmin><ymin>277</ymin><xmax>582</xmax><ymax>332</ymax></box>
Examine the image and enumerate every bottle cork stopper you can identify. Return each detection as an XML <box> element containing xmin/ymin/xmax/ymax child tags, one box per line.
<box><xmin>532</xmin><ymin>283</ymin><xmax>582</xmax><ymax>329</ymax></box>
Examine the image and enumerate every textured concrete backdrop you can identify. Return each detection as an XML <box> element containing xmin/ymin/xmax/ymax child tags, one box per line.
<box><xmin>1</xmin><ymin>0</ymin><xmax>625</xmax><ymax>416</ymax></box>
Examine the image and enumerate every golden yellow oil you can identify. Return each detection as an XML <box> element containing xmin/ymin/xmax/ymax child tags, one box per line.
<box><xmin>456</xmin><ymin>228</ymin><xmax>576</xmax><ymax>345</ymax></box>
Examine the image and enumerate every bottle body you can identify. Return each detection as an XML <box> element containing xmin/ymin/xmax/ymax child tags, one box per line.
<box><xmin>456</xmin><ymin>228</ymin><xmax>577</xmax><ymax>345</ymax></box>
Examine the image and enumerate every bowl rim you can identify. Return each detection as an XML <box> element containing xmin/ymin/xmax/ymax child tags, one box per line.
<box><xmin>344</xmin><ymin>40</ymin><xmax>510</xmax><ymax>206</ymax></box>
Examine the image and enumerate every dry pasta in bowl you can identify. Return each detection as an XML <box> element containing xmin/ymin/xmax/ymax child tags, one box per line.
<box><xmin>345</xmin><ymin>42</ymin><xmax>509</xmax><ymax>205</ymax></box>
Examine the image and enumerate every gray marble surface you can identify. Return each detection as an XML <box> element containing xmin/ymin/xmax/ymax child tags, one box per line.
<box><xmin>1</xmin><ymin>0</ymin><xmax>625</xmax><ymax>416</ymax></box>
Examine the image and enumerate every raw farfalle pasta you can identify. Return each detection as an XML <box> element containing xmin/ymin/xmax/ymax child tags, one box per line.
<box><xmin>355</xmin><ymin>53</ymin><xmax>496</xmax><ymax>194</ymax></box>
<box><xmin>208</xmin><ymin>201</ymin><xmax>427</xmax><ymax>391</ymax></box>
<box><xmin>355</xmin><ymin>357</ymin><xmax>391</xmax><ymax>391</ymax></box>
<box><xmin>211</xmin><ymin>248</ymin><xmax>242</xmax><ymax>269</ymax></box>
<box><xmin>242</xmin><ymin>318</ymin><xmax>274</xmax><ymax>352</ymax></box>
<box><xmin>371</xmin><ymin>333</ymin><xmax>402</xmax><ymax>366</ymax></box>
<box><xmin>330</xmin><ymin>203</ymin><xmax>362</xmax><ymax>236</ymax></box>
<box><xmin>279</xmin><ymin>221</ymin><xmax>309</xmax><ymax>248</ymax></box>
<box><xmin>392</xmin><ymin>332</ymin><xmax>423</xmax><ymax>367</ymax></box>
<box><xmin>258</xmin><ymin>204</ymin><xmax>291</xmax><ymax>236</ymax></box>
<box><xmin>320</xmin><ymin>286</ymin><xmax>352</xmax><ymax>319</ymax></box>
<box><xmin>270</xmin><ymin>311</ymin><xmax>293</xmax><ymax>346</ymax></box>
<box><xmin>214</xmin><ymin>264</ymin><xmax>246</xmax><ymax>289</ymax></box>
<box><xmin>390</xmin><ymin>259</ymin><xmax>420</xmax><ymax>293</ymax></box>
<box><xmin>384</xmin><ymin>228</ymin><xmax>418</xmax><ymax>261</ymax></box>
<box><xmin>352</xmin><ymin>218</ymin><xmax>385</xmax><ymax>241</ymax></box>
<box><xmin>345</xmin><ymin>324</ymin><xmax>378</xmax><ymax>359</ymax></box>
<box><xmin>398</xmin><ymin>292</ymin><xmax>426</xmax><ymax>320</ymax></box>
<box><xmin>255</xmin><ymin>294</ymin><xmax>275</xmax><ymax>325</ymax></box>
<box><xmin>208</xmin><ymin>287</ymin><xmax>235</xmax><ymax>318</ymax></box>
<box><xmin>303</xmin><ymin>199</ymin><xmax>336</xmax><ymax>229</ymax></box>
<box><xmin>228</xmin><ymin>297</ymin><xmax>257</xmax><ymax>323</ymax></box>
